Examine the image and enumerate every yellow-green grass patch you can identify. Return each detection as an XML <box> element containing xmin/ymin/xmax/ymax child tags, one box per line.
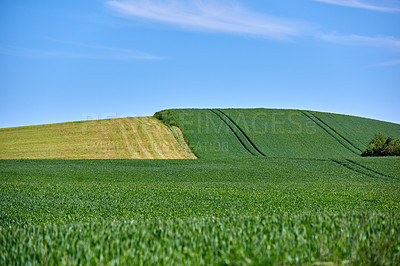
<box><xmin>0</xmin><ymin>117</ymin><xmax>196</xmax><ymax>159</ymax></box>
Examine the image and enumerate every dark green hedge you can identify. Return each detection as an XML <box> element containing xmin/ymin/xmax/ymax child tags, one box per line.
<box><xmin>362</xmin><ymin>133</ymin><xmax>400</xmax><ymax>156</ymax></box>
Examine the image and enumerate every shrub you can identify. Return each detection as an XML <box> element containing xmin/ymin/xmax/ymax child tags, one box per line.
<box><xmin>154</xmin><ymin>110</ymin><xmax>177</xmax><ymax>127</ymax></box>
<box><xmin>362</xmin><ymin>133</ymin><xmax>400</xmax><ymax>157</ymax></box>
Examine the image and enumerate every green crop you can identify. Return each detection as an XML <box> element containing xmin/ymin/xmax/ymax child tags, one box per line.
<box><xmin>163</xmin><ymin>109</ymin><xmax>400</xmax><ymax>159</ymax></box>
<box><xmin>1</xmin><ymin>108</ymin><xmax>400</xmax><ymax>264</ymax></box>
<box><xmin>1</xmin><ymin>158</ymin><xmax>399</xmax><ymax>264</ymax></box>
<box><xmin>314</xmin><ymin>111</ymin><xmax>400</xmax><ymax>151</ymax></box>
<box><xmin>1</xmin><ymin>213</ymin><xmax>399</xmax><ymax>265</ymax></box>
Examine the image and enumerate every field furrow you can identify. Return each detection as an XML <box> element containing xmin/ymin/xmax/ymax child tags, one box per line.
<box><xmin>330</xmin><ymin>159</ymin><xmax>390</xmax><ymax>181</ymax></box>
<box><xmin>309</xmin><ymin>111</ymin><xmax>362</xmax><ymax>152</ymax></box>
<box><xmin>117</xmin><ymin>119</ymin><xmax>138</xmax><ymax>158</ymax></box>
<box><xmin>209</xmin><ymin>109</ymin><xmax>258</xmax><ymax>156</ymax></box>
<box><xmin>301</xmin><ymin>111</ymin><xmax>360</xmax><ymax>156</ymax></box>
<box><xmin>139</xmin><ymin>118</ymin><xmax>165</xmax><ymax>159</ymax></box>
<box><xmin>346</xmin><ymin>159</ymin><xmax>398</xmax><ymax>179</ymax></box>
<box><xmin>216</xmin><ymin>109</ymin><xmax>265</xmax><ymax>156</ymax></box>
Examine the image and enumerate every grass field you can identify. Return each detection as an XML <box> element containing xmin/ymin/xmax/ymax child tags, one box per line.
<box><xmin>159</xmin><ymin>109</ymin><xmax>400</xmax><ymax>159</ymax></box>
<box><xmin>313</xmin><ymin>111</ymin><xmax>400</xmax><ymax>151</ymax></box>
<box><xmin>1</xmin><ymin>158</ymin><xmax>400</xmax><ymax>264</ymax></box>
<box><xmin>0</xmin><ymin>117</ymin><xmax>195</xmax><ymax>159</ymax></box>
<box><xmin>1</xmin><ymin>108</ymin><xmax>400</xmax><ymax>264</ymax></box>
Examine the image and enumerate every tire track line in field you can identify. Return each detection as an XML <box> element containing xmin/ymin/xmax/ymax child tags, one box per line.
<box><xmin>346</xmin><ymin>159</ymin><xmax>397</xmax><ymax>179</ymax></box>
<box><xmin>150</xmin><ymin>119</ymin><xmax>176</xmax><ymax>159</ymax></box>
<box><xmin>117</xmin><ymin>119</ymin><xmax>137</xmax><ymax>158</ymax></box>
<box><xmin>209</xmin><ymin>109</ymin><xmax>257</xmax><ymax>156</ymax></box>
<box><xmin>125</xmin><ymin>118</ymin><xmax>153</xmax><ymax>159</ymax></box>
<box><xmin>216</xmin><ymin>109</ymin><xmax>266</xmax><ymax>157</ymax></box>
<box><xmin>330</xmin><ymin>159</ymin><xmax>389</xmax><ymax>181</ymax></box>
<box><xmin>301</xmin><ymin>111</ymin><xmax>360</xmax><ymax>156</ymax></box>
<box><xmin>100</xmin><ymin>119</ymin><xmax>116</xmax><ymax>158</ymax></box>
<box><xmin>140</xmin><ymin>117</ymin><xmax>166</xmax><ymax>159</ymax></box>
<box><xmin>309</xmin><ymin>112</ymin><xmax>362</xmax><ymax>152</ymax></box>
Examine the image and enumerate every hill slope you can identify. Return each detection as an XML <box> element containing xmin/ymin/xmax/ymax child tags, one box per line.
<box><xmin>0</xmin><ymin>117</ymin><xmax>195</xmax><ymax>159</ymax></box>
<box><xmin>156</xmin><ymin>109</ymin><xmax>400</xmax><ymax>159</ymax></box>
<box><xmin>2</xmin><ymin>108</ymin><xmax>399</xmax><ymax>159</ymax></box>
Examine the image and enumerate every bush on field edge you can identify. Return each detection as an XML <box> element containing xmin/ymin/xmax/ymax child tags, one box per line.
<box><xmin>362</xmin><ymin>132</ymin><xmax>400</xmax><ymax>157</ymax></box>
<box><xmin>154</xmin><ymin>110</ymin><xmax>177</xmax><ymax>127</ymax></box>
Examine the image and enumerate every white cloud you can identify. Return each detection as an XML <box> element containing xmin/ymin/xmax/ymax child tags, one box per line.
<box><xmin>0</xmin><ymin>43</ymin><xmax>163</xmax><ymax>60</ymax></box>
<box><xmin>313</xmin><ymin>0</ymin><xmax>400</xmax><ymax>13</ymax></box>
<box><xmin>371</xmin><ymin>59</ymin><xmax>400</xmax><ymax>67</ymax></box>
<box><xmin>320</xmin><ymin>34</ymin><xmax>400</xmax><ymax>52</ymax></box>
<box><xmin>107</xmin><ymin>0</ymin><xmax>310</xmax><ymax>40</ymax></box>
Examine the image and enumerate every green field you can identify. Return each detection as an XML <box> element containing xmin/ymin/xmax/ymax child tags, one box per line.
<box><xmin>158</xmin><ymin>109</ymin><xmax>400</xmax><ymax>158</ymax></box>
<box><xmin>1</xmin><ymin>108</ymin><xmax>400</xmax><ymax>264</ymax></box>
<box><xmin>1</xmin><ymin>158</ymin><xmax>400</xmax><ymax>264</ymax></box>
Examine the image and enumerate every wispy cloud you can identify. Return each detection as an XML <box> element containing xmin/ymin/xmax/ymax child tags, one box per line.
<box><xmin>0</xmin><ymin>42</ymin><xmax>163</xmax><ymax>60</ymax></box>
<box><xmin>106</xmin><ymin>0</ymin><xmax>311</xmax><ymax>40</ymax></box>
<box><xmin>320</xmin><ymin>34</ymin><xmax>400</xmax><ymax>52</ymax></box>
<box><xmin>371</xmin><ymin>59</ymin><xmax>400</xmax><ymax>67</ymax></box>
<box><xmin>107</xmin><ymin>1</ymin><xmax>400</xmax><ymax>53</ymax></box>
<box><xmin>313</xmin><ymin>0</ymin><xmax>400</xmax><ymax>13</ymax></box>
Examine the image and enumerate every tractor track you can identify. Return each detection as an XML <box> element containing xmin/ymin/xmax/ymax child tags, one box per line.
<box><xmin>345</xmin><ymin>159</ymin><xmax>397</xmax><ymax>179</ymax></box>
<box><xmin>308</xmin><ymin>112</ymin><xmax>362</xmax><ymax>152</ymax></box>
<box><xmin>209</xmin><ymin>109</ymin><xmax>259</xmax><ymax>157</ymax></box>
<box><xmin>330</xmin><ymin>159</ymin><xmax>390</xmax><ymax>181</ymax></box>
<box><xmin>215</xmin><ymin>109</ymin><xmax>265</xmax><ymax>156</ymax></box>
<box><xmin>301</xmin><ymin>111</ymin><xmax>360</xmax><ymax>156</ymax></box>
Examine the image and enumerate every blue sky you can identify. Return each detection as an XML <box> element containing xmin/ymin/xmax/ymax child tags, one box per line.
<box><xmin>1</xmin><ymin>0</ymin><xmax>399</xmax><ymax>128</ymax></box>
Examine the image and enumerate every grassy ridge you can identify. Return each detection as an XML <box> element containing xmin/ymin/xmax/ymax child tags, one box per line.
<box><xmin>163</xmin><ymin>108</ymin><xmax>400</xmax><ymax>159</ymax></box>
<box><xmin>1</xmin><ymin>158</ymin><xmax>399</xmax><ymax>264</ymax></box>
<box><xmin>0</xmin><ymin>117</ymin><xmax>195</xmax><ymax>159</ymax></box>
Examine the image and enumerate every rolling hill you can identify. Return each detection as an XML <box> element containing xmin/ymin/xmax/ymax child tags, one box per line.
<box><xmin>155</xmin><ymin>109</ymin><xmax>400</xmax><ymax>159</ymax></box>
<box><xmin>1</xmin><ymin>108</ymin><xmax>400</xmax><ymax>264</ymax></box>
<box><xmin>1</xmin><ymin>108</ymin><xmax>399</xmax><ymax>160</ymax></box>
<box><xmin>0</xmin><ymin>116</ymin><xmax>195</xmax><ymax>159</ymax></box>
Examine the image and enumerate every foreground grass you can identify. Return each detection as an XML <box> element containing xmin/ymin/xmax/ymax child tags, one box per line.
<box><xmin>2</xmin><ymin>213</ymin><xmax>399</xmax><ymax>265</ymax></box>
<box><xmin>1</xmin><ymin>158</ymin><xmax>399</xmax><ymax>264</ymax></box>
